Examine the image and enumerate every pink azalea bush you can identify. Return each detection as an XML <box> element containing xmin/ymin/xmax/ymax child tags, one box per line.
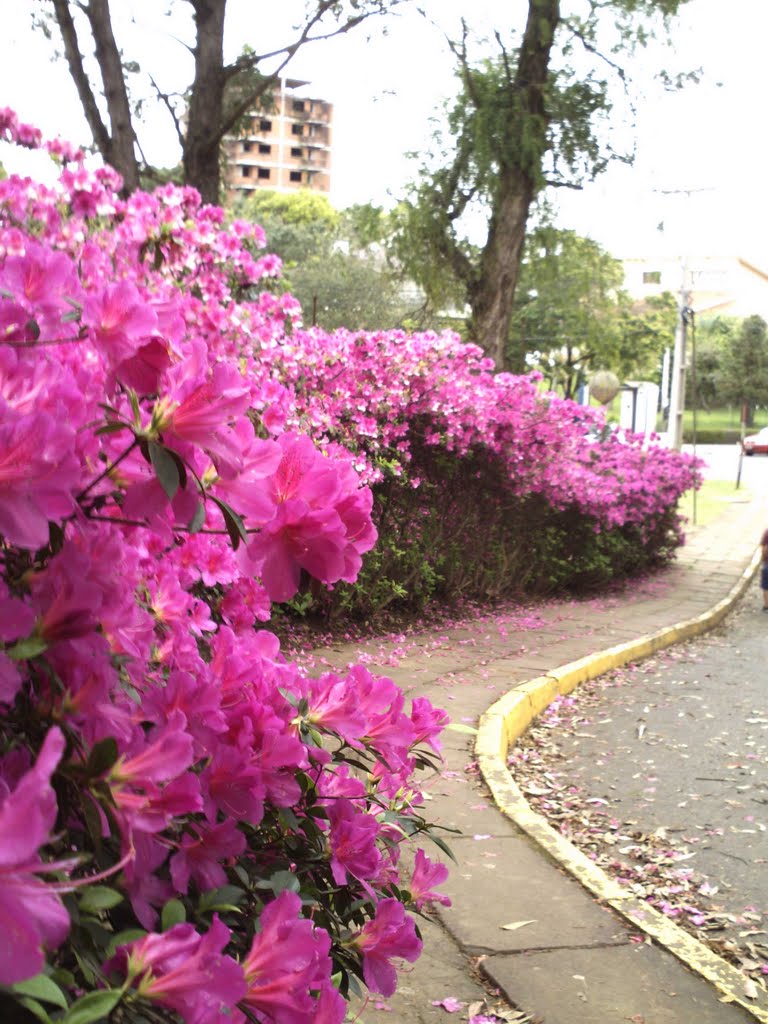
<box><xmin>0</xmin><ymin>108</ymin><xmax>697</xmax><ymax>1021</ymax></box>
<box><xmin>0</xmin><ymin>110</ymin><xmax>450</xmax><ymax>1022</ymax></box>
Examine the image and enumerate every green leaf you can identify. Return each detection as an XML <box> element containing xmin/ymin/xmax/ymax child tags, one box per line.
<box><xmin>94</xmin><ymin>422</ymin><xmax>130</xmax><ymax>436</ymax></box>
<box><xmin>6</xmin><ymin>636</ymin><xmax>47</xmax><ymax>661</ymax></box>
<box><xmin>268</xmin><ymin>871</ymin><xmax>301</xmax><ymax>896</ymax></box>
<box><xmin>12</xmin><ymin>975</ymin><xmax>68</xmax><ymax>1009</ymax></box>
<box><xmin>148</xmin><ymin>442</ymin><xmax>180</xmax><ymax>501</ymax></box>
<box><xmin>105</xmin><ymin>929</ymin><xmax>146</xmax><ymax>958</ymax></box>
<box><xmin>15</xmin><ymin>997</ymin><xmax>52</xmax><ymax>1023</ymax></box>
<box><xmin>63</xmin><ymin>989</ymin><xmax>122</xmax><ymax>1024</ymax></box>
<box><xmin>161</xmin><ymin>898</ymin><xmax>186</xmax><ymax>930</ymax></box>
<box><xmin>187</xmin><ymin>500</ymin><xmax>206</xmax><ymax>534</ymax></box>
<box><xmin>277</xmin><ymin>687</ymin><xmax>299</xmax><ymax>708</ymax></box>
<box><xmin>427</xmin><ymin>832</ymin><xmax>458</xmax><ymax>864</ymax></box>
<box><xmin>198</xmin><ymin>885</ymin><xmax>246</xmax><ymax>913</ymax></box>
<box><xmin>78</xmin><ymin>886</ymin><xmax>124</xmax><ymax>914</ymax></box>
<box><xmin>50</xmin><ymin>969</ymin><xmax>77</xmax><ymax>990</ymax></box>
<box><xmin>80</xmin><ymin>794</ymin><xmax>105</xmax><ymax>854</ymax></box>
<box><xmin>86</xmin><ymin>737</ymin><xmax>119</xmax><ymax>778</ymax></box>
<box><xmin>209</xmin><ymin>495</ymin><xmax>248</xmax><ymax>550</ymax></box>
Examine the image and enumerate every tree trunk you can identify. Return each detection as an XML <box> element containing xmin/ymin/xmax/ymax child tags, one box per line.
<box><xmin>183</xmin><ymin>0</ymin><xmax>228</xmax><ymax>204</ymax></box>
<box><xmin>51</xmin><ymin>0</ymin><xmax>140</xmax><ymax>193</ymax></box>
<box><xmin>469</xmin><ymin>174</ymin><xmax>534</xmax><ymax>370</ymax></box>
<box><xmin>85</xmin><ymin>0</ymin><xmax>140</xmax><ymax>192</ymax></box>
<box><xmin>468</xmin><ymin>0</ymin><xmax>560</xmax><ymax>370</ymax></box>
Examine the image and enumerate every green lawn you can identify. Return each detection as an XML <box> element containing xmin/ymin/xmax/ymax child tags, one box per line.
<box><xmin>678</xmin><ymin>478</ymin><xmax>751</xmax><ymax>528</ymax></box>
<box><xmin>657</xmin><ymin>407</ymin><xmax>768</xmax><ymax>433</ymax></box>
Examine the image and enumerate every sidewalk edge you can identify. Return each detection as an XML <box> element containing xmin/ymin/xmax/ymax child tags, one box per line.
<box><xmin>476</xmin><ymin>547</ymin><xmax>768</xmax><ymax>1022</ymax></box>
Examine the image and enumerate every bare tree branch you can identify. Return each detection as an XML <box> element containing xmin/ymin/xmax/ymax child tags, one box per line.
<box><xmin>561</xmin><ymin>17</ymin><xmax>627</xmax><ymax>83</ymax></box>
<box><xmin>216</xmin><ymin>5</ymin><xmax>393</xmax><ymax>144</ymax></box>
<box><xmin>50</xmin><ymin>0</ymin><xmax>111</xmax><ymax>155</ymax></box>
<box><xmin>148</xmin><ymin>74</ymin><xmax>185</xmax><ymax>147</ymax></box>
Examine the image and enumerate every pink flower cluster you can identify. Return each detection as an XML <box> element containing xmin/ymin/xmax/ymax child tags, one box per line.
<box><xmin>0</xmin><ymin>115</ymin><xmax>450</xmax><ymax>1020</ymax></box>
<box><xmin>246</xmin><ymin>330</ymin><xmax>701</xmax><ymax>536</ymax></box>
<box><xmin>0</xmin><ymin>109</ymin><xmax>697</xmax><ymax>1021</ymax></box>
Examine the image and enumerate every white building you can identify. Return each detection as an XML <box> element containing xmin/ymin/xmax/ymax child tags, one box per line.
<box><xmin>621</xmin><ymin>254</ymin><xmax>768</xmax><ymax>321</ymax></box>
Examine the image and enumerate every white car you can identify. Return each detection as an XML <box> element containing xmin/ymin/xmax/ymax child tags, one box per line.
<box><xmin>742</xmin><ymin>427</ymin><xmax>768</xmax><ymax>455</ymax></box>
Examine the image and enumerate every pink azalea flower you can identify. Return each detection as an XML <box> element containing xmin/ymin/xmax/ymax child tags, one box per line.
<box><xmin>0</xmin><ymin>727</ymin><xmax>71</xmax><ymax>985</ymax></box>
<box><xmin>242</xmin><ymin>891</ymin><xmax>340</xmax><ymax>1024</ymax></box>
<box><xmin>328</xmin><ymin>799</ymin><xmax>382</xmax><ymax>887</ymax></box>
<box><xmin>351</xmin><ymin>899</ymin><xmax>422</xmax><ymax>997</ymax></box>
<box><xmin>0</xmin><ymin>241</ymin><xmax>80</xmax><ymax>334</ymax></box>
<box><xmin>240</xmin><ymin>432</ymin><xmax>376</xmax><ymax>602</ymax></box>
<box><xmin>409</xmin><ymin>849</ymin><xmax>451</xmax><ymax>910</ymax></box>
<box><xmin>82</xmin><ymin>279</ymin><xmax>158</xmax><ymax>366</ymax></box>
<box><xmin>111</xmin><ymin>710</ymin><xmax>194</xmax><ymax>788</ymax></box>
<box><xmin>0</xmin><ymin>411</ymin><xmax>79</xmax><ymax>549</ymax></box>
<box><xmin>170</xmin><ymin>819</ymin><xmax>246</xmax><ymax>894</ymax></box>
<box><xmin>0</xmin><ymin>593</ymin><xmax>35</xmax><ymax>703</ymax></box>
<box><xmin>305</xmin><ymin>672</ymin><xmax>367</xmax><ymax>743</ymax></box>
<box><xmin>160</xmin><ymin>348</ymin><xmax>250</xmax><ymax>471</ymax></box>
<box><xmin>410</xmin><ymin>696</ymin><xmax>450</xmax><ymax>754</ymax></box>
<box><xmin>105</xmin><ymin>915</ymin><xmax>246</xmax><ymax>1024</ymax></box>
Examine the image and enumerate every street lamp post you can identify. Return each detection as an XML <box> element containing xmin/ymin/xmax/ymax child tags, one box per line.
<box><xmin>666</xmin><ymin>265</ymin><xmax>692</xmax><ymax>451</ymax></box>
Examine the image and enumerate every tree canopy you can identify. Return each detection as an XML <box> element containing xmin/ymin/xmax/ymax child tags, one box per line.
<box><xmin>235</xmin><ymin>190</ymin><xmax>414</xmax><ymax>330</ymax></box>
<box><xmin>509</xmin><ymin>227</ymin><xmax>676</xmax><ymax>394</ymax></box>
<box><xmin>718</xmin><ymin>314</ymin><xmax>768</xmax><ymax>423</ymax></box>
<box><xmin>395</xmin><ymin>0</ymin><xmax>694</xmax><ymax>368</ymax></box>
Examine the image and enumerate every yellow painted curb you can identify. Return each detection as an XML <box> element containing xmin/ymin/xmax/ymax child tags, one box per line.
<box><xmin>476</xmin><ymin>546</ymin><xmax>768</xmax><ymax>1022</ymax></box>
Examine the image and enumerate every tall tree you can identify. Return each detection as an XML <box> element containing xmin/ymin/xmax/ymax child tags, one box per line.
<box><xmin>511</xmin><ymin>228</ymin><xmax>625</xmax><ymax>384</ymax></box>
<box><xmin>510</xmin><ymin>229</ymin><xmax>676</xmax><ymax>394</ymax></box>
<box><xmin>395</xmin><ymin>0</ymin><xmax>693</xmax><ymax>368</ymax></box>
<box><xmin>235</xmin><ymin>189</ymin><xmax>412</xmax><ymax>330</ymax></box>
<box><xmin>42</xmin><ymin>0</ymin><xmax>400</xmax><ymax>202</ymax></box>
<box><xmin>719</xmin><ymin>314</ymin><xmax>768</xmax><ymax>427</ymax></box>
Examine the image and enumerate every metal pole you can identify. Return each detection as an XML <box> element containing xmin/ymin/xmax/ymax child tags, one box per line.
<box><xmin>666</xmin><ymin>264</ymin><xmax>690</xmax><ymax>450</ymax></box>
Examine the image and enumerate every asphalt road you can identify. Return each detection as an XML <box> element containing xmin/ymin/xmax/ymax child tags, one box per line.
<box><xmin>686</xmin><ymin>443</ymin><xmax>768</xmax><ymax>494</ymax></box>
<box><xmin>513</xmin><ymin>587</ymin><xmax>768</xmax><ymax>970</ymax></box>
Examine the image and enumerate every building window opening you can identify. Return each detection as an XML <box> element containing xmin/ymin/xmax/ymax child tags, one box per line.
<box><xmin>257</xmin><ymin>167</ymin><xmax>270</xmax><ymax>180</ymax></box>
<box><xmin>289</xmin><ymin>171</ymin><xmax>302</xmax><ymax>183</ymax></box>
<box><xmin>259</xmin><ymin>118</ymin><xmax>272</xmax><ymax>132</ymax></box>
<box><xmin>241</xmin><ymin>165</ymin><xmax>251</xmax><ymax>178</ymax></box>
<box><xmin>291</xmin><ymin>123</ymin><xmax>304</xmax><ymax>136</ymax></box>
<box><xmin>290</xmin><ymin>147</ymin><xmax>303</xmax><ymax>158</ymax></box>
<box><xmin>258</xmin><ymin>143</ymin><xmax>271</xmax><ymax>154</ymax></box>
<box><xmin>242</xmin><ymin>140</ymin><xmax>252</xmax><ymax>153</ymax></box>
<box><xmin>293</xmin><ymin>99</ymin><xmax>305</xmax><ymax>113</ymax></box>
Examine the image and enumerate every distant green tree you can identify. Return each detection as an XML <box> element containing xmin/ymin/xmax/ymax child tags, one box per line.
<box><xmin>233</xmin><ymin>189</ymin><xmax>339</xmax><ymax>265</ymax></box>
<box><xmin>507</xmin><ymin>229</ymin><xmax>676</xmax><ymax>394</ymax></box>
<box><xmin>685</xmin><ymin>316</ymin><xmax>735</xmax><ymax>410</ymax></box>
<box><xmin>718</xmin><ymin>314</ymin><xmax>768</xmax><ymax>427</ymax></box>
<box><xmin>615</xmin><ymin>291</ymin><xmax>678</xmax><ymax>381</ymax></box>
<box><xmin>510</xmin><ymin>228</ymin><xmax>624</xmax><ymax>390</ymax></box>
<box><xmin>234</xmin><ymin>190</ymin><xmax>413</xmax><ymax>330</ymax></box>
<box><xmin>394</xmin><ymin>0</ymin><xmax>694</xmax><ymax>368</ymax></box>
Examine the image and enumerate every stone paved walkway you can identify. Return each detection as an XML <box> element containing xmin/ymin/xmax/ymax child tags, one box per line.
<box><xmin>310</xmin><ymin>491</ymin><xmax>768</xmax><ymax>1024</ymax></box>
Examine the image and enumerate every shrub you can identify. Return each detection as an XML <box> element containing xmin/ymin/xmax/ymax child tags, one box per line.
<box><xmin>0</xmin><ymin>108</ymin><xmax>451</xmax><ymax>1023</ymax></box>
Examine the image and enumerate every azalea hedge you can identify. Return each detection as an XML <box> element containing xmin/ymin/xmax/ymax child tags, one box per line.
<box><xmin>247</xmin><ymin>326</ymin><xmax>700</xmax><ymax>618</ymax></box>
<box><xmin>0</xmin><ymin>111</ymin><xmax>451</xmax><ymax>1024</ymax></box>
<box><xmin>0</xmin><ymin>108</ymin><xmax>699</xmax><ymax>1024</ymax></box>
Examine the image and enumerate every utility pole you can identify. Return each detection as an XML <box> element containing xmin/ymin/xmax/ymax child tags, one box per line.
<box><xmin>666</xmin><ymin>264</ymin><xmax>691</xmax><ymax>450</ymax></box>
<box><xmin>655</xmin><ymin>187</ymin><xmax>714</xmax><ymax>450</ymax></box>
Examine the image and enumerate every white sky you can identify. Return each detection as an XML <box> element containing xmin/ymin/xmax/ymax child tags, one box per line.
<box><xmin>1</xmin><ymin>0</ymin><xmax>766</xmax><ymax>260</ymax></box>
